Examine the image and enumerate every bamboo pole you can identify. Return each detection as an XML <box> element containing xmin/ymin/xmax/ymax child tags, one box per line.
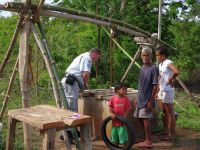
<box><xmin>0</xmin><ymin>57</ymin><xmax>18</xmax><ymax>121</ymax></box>
<box><xmin>0</xmin><ymin>0</ymin><xmax>31</xmax><ymax>76</ymax></box>
<box><xmin>121</xmin><ymin>46</ymin><xmax>141</xmax><ymax>82</ymax></box>
<box><xmin>41</xmin><ymin>10</ymin><xmax>144</xmax><ymax>36</ymax></box>
<box><xmin>0</xmin><ymin>17</ymin><xmax>23</xmax><ymax>76</ymax></box>
<box><xmin>36</xmin><ymin>23</ymin><xmax>81</xmax><ymax>149</ymax></box>
<box><xmin>31</xmin><ymin>23</ymin><xmax>62</xmax><ymax>108</ymax></box>
<box><xmin>2</xmin><ymin>2</ymin><xmax>176</xmax><ymax>50</ymax></box>
<box><xmin>103</xmin><ymin>28</ymin><xmax>141</xmax><ymax>68</ymax></box>
<box><xmin>36</xmin><ymin>22</ymin><xmax>81</xmax><ymax>150</ymax></box>
<box><xmin>37</xmin><ymin>21</ymin><xmax>69</xmax><ymax>109</ymax></box>
<box><xmin>176</xmin><ymin>77</ymin><xmax>192</xmax><ymax>96</ymax></box>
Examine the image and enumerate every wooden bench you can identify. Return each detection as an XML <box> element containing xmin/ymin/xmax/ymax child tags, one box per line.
<box><xmin>6</xmin><ymin>105</ymin><xmax>92</xmax><ymax>150</ymax></box>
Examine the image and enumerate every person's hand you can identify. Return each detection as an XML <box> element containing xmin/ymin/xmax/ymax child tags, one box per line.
<box><xmin>146</xmin><ymin>101</ymin><xmax>153</xmax><ymax>112</ymax></box>
<box><xmin>84</xmin><ymin>82</ymin><xmax>89</xmax><ymax>89</ymax></box>
<box><xmin>167</xmin><ymin>78</ymin><xmax>174</xmax><ymax>87</ymax></box>
<box><xmin>134</xmin><ymin>100</ymin><xmax>137</xmax><ymax>107</ymax></box>
<box><xmin>110</xmin><ymin>113</ymin><xmax>116</xmax><ymax>118</ymax></box>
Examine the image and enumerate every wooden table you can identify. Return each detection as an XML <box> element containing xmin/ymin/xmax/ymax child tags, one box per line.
<box><xmin>6</xmin><ymin>105</ymin><xmax>92</xmax><ymax>150</ymax></box>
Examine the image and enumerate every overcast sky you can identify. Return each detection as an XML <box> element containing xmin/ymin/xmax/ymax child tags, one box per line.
<box><xmin>0</xmin><ymin>0</ymin><xmax>54</xmax><ymax>17</ymax></box>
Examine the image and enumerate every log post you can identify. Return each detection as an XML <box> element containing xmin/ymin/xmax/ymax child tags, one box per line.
<box><xmin>19</xmin><ymin>20</ymin><xmax>32</xmax><ymax>150</ymax></box>
<box><xmin>6</xmin><ymin>116</ymin><xmax>17</xmax><ymax>150</ymax></box>
<box><xmin>80</xmin><ymin>123</ymin><xmax>92</xmax><ymax>150</ymax></box>
<box><xmin>42</xmin><ymin>128</ymin><xmax>56</xmax><ymax>150</ymax></box>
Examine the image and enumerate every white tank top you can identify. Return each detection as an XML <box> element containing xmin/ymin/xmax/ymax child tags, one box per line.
<box><xmin>159</xmin><ymin>59</ymin><xmax>174</xmax><ymax>91</ymax></box>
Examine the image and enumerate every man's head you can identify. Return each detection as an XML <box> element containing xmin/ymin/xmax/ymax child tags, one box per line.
<box><xmin>141</xmin><ymin>47</ymin><xmax>152</xmax><ymax>65</ymax></box>
<box><xmin>89</xmin><ymin>48</ymin><xmax>101</xmax><ymax>62</ymax></box>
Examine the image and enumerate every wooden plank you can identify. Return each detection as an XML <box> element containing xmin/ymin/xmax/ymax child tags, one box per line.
<box><xmin>6</xmin><ymin>116</ymin><xmax>17</xmax><ymax>150</ymax></box>
<box><xmin>42</xmin><ymin>128</ymin><xmax>56</xmax><ymax>150</ymax></box>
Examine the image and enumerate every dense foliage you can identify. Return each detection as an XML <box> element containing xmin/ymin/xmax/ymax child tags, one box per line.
<box><xmin>1</xmin><ymin>0</ymin><xmax>199</xmax><ymax>89</ymax></box>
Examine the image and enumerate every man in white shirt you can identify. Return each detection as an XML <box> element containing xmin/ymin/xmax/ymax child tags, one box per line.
<box><xmin>61</xmin><ymin>48</ymin><xmax>101</xmax><ymax>112</ymax></box>
<box><xmin>60</xmin><ymin>48</ymin><xmax>100</xmax><ymax>143</ymax></box>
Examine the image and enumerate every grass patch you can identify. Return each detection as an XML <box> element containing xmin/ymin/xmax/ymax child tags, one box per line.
<box><xmin>174</xmin><ymin>90</ymin><xmax>200</xmax><ymax>130</ymax></box>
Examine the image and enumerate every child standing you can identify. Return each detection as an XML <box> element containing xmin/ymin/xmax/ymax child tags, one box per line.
<box><xmin>156</xmin><ymin>45</ymin><xmax>179</xmax><ymax>141</ymax></box>
<box><xmin>108</xmin><ymin>82</ymin><xmax>131</xmax><ymax>146</ymax></box>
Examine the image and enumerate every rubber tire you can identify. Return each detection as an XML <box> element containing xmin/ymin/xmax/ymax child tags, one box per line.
<box><xmin>101</xmin><ymin>116</ymin><xmax>135</xmax><ymax>150</ymax></box>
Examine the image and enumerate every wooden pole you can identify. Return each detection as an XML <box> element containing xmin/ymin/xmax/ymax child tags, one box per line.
<box><xmin>121</xmin><ymin>46</ymin><xmax>141</xmax><ymax>82</ymax></box>
<box><xmin>32</xmin><ymin>0</ymin><xmax>45</xmax><ymax>23</ymax></box>
<box><xmin>37</xmin><ymin>21</ymin><xmax>69</xmax><ymax>109</ymax></box>
<box><xmin>0</xmin><ymin>0</ymin><xmax>31</xmax><ymax>76</ymax></box>
<box><xmin>158</xmin><ymin>0</ymin><xmax>162</xmax><ymax>40</ymax></box>
<box><xmin>96</xmin><ymin>0</ymin><xmax>100</xmax><ymax>79</ymax></box>
<box><xmin>109</xmin><ymin>29</ymin><xmax>114</xmax><ymax>86</ymax></box>
<box><xmin>19</xmin><ymin>20</ymin><xmax>32</xmax><ymax>150</ymax></box>
<box><xmin>2</xmin><ymin>2</ymin><xmax>176</xmax><ymax>50</ymax></box>
<box><xmin>0</xmin><ymin>17</ymin><xmax>23</xmax><ymax>76</ymax></box>
<box><xmin>103</xmin><ymin>28</ymin><xmax>141</xmax><ymax>68</ymax></box>
<box><xmin>31</xmin><ymin>23</ymin><xmax>62</xmax><ymax>108</ymax></box>
<box><xmin>0</xmin><ymin>57</ymin><xmax>18</xmax><ymax>121</ymax></box>
<box><xmin>176</xmin><ymin>77</ymin><xmax>193</xmax><ymax>96</ymax></box>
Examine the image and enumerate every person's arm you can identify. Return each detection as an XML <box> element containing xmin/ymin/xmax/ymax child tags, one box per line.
<box><xmin>124</xmin><ymin>99</ymin><xmax>131</xmax><ymax>117</ymax></box>
<box><xmin>156</xmin><ymin>75</ymin><xmax>160</xmax><ymax>99</ymax></box>
<box><xmin>146</xmin><ymin>66</ymin><xmax>159</xmax><ymax>112</ymax></box>
<box><xmin>146</xmin><ymin>84</ymin><xmax>158</xmax><ymax>112</ymax></box>
<box><xmin>82</xmin><ymin>71</ymin><xmax>90</xmax><ymax>89</ymax></box>
<box><xmin>109</xmin><ymin>107</ymin><xmax>116</xmax><ymax>118</ymax></box>
<box><xmin>167</xmin><ymin>63</ymin><xmax>179</xmax><ymax>86</ymax></box>
<box><xmin>108</xmin><ymin>98</ymin><xmax>116</xmax><ymax>118</ymax></box>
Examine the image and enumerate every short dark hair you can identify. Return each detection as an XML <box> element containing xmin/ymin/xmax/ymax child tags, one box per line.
<box><xmin>156</xmin><ymin>45</ymin><xmax>169</xmax><ymax>57</ymax></box>
<box><xmin>89</xmin><ymin>48</ymin><xmax>101</xmax><ymax>55</ymax></box>
<box><xmin>114</xmin><ymin>82</ymin><xmax>127</xmax><ymax>92</ymax></box>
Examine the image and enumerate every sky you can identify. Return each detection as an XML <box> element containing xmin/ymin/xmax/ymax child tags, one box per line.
<box><xmin>0</xmin><ymin>0</ymin><xmax>54</xmax><ymax>17</ymax></box>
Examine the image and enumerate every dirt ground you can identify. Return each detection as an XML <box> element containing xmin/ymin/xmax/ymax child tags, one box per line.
<box><xmin>32</xmin><ymin>127</ymin><xmax>200</xmax><ymax>150</ymax></box>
